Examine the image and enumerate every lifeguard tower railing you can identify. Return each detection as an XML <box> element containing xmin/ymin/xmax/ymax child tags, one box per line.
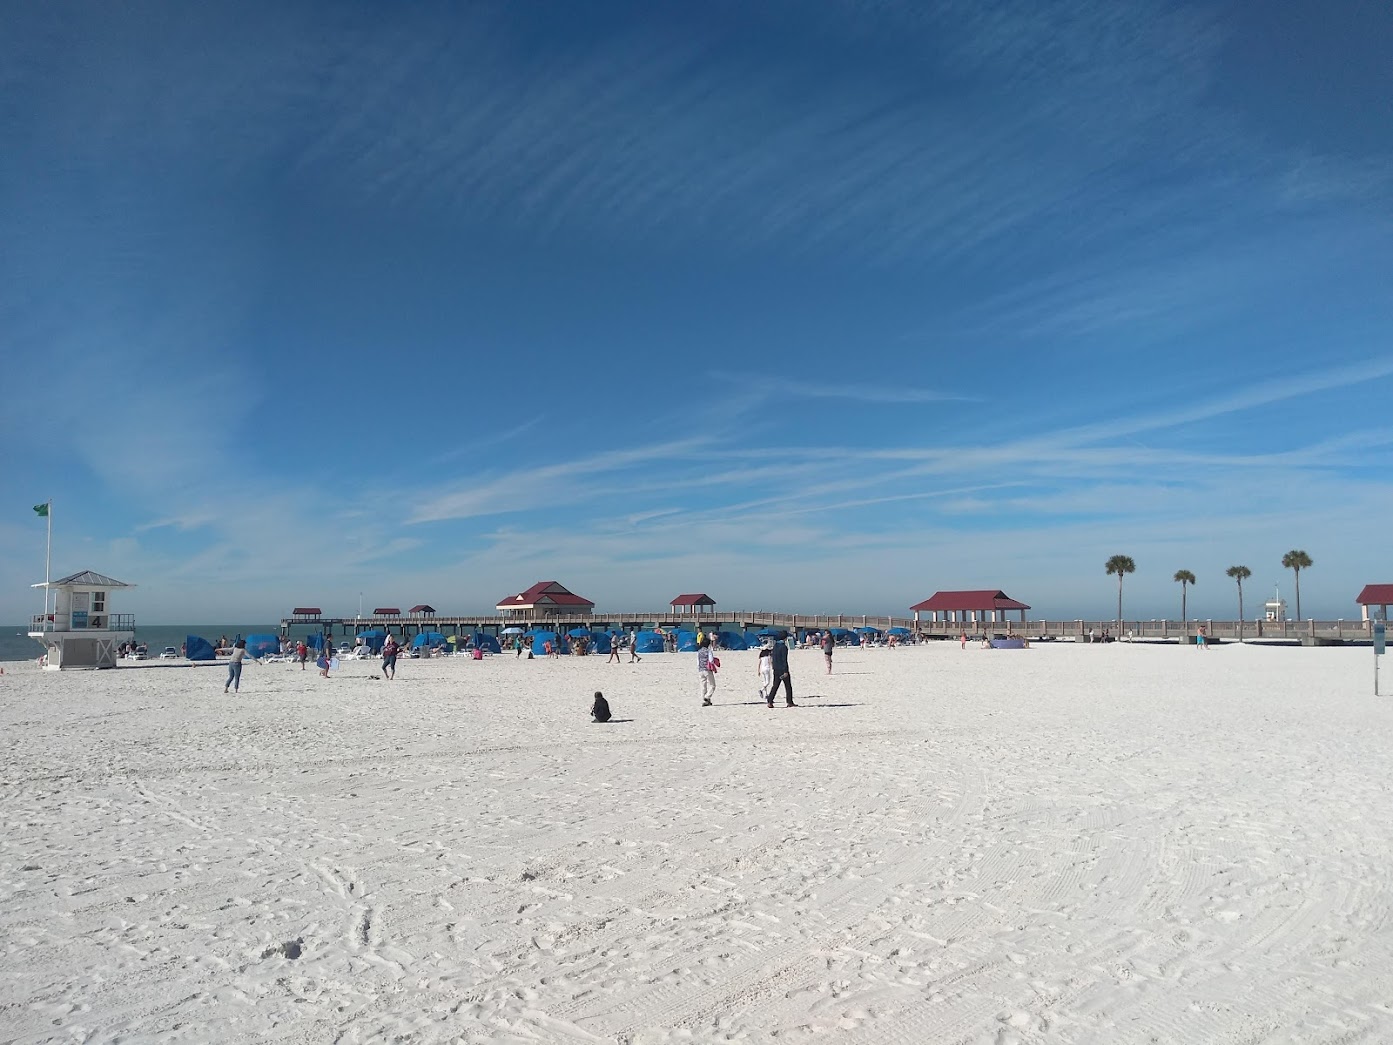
<box><xmin>30</xmin><ymin>613</ymin><xmax>136</xmax><ymax>633</ymax></box>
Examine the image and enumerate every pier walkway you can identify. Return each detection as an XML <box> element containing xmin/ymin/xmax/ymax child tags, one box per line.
<box><xmin>280</xmin><ymin>610</ymin><xmax>1378</xmax><ymax>644</ymax></box>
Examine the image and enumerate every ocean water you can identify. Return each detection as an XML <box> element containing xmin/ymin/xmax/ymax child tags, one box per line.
<box><xmin>1</xmin><ymin>624</ymin><xmax>284</xmax><ymax>663</ymax></box>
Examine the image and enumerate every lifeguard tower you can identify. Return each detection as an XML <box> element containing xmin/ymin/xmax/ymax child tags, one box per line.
<box><xmin>28</xmin><ymin>570</ymin><xmax>136</xmax><ymax>670</ymax></box>
<box><xmin>1264</xmin><ymin>586</ymin><xmax>1288</xmax><ymax>623</ymax></box>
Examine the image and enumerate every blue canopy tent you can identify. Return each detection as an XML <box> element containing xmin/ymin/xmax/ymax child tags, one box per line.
<box><xmin>412</xmin><ymin>631</ymin><xmax>449</xmax><ymax>650</ymax></box>
<box><xmin>887</xmin><ymin>627</ymin><xmax>912</xmax><ymax>636</ymax></box>
<box><xmin>675</xmin><ymin>629</ymin><xmax>698</xmax><ymax>652</ymax></box>
<box><xmin>757</xmin><ymin>627</ymin><xmax>788</xmax><ymax>639</ymax></box>
<box><xmin>306</xmin><ymin>633</ymin><xmax>329</xmax><ymax>651</ymax></box>
<box><xmin>471</xmin><ymin>632</ymin><xmax>501</xmax><ymax>654</ymax></box>
<box><xmin>829</xmin><ymin>627</ymin><xmax>857</xmax><ymax>643</ymax></box>
<box><xmin>716</xmin><ymin>630</ymin><xmax>748</xmax><ymax>650</ymax></box>
<box><xmin>531</xmin><ymin>631</ymin><xmax>569</xmax><ymax>656</ymax></box>
<box><xmin>744</xmin><ymin>630</ymin><xmax>766</xmax><ymax>645</ymax></box>
<box><xmin>185</xmin><ymin>635</ymin><xmax>215</xmax><ymax>661</ymax></box>
<box><xmin>566</xmin><ymin>627</ymin><xmax>591</xmax><ymax>638</ymax></box>
<box><xmin>355</xmin><ymin>628</ymin><xmax>386</xmax><ymax>653</ymax></box>
<box><xmin>245</xmin><ymin>633</ymin><xmax>281</xmax><ymax>659</ymax></box>
<box><xmin>856</xmin><ymin>626</ymin><xmax>881</xmax><ymax>634</ymax></box>
<box><xmin>586</xmin><ymin>631</ymin><xmax>613</xmax><ymax>654</ymax></box>
<box><xmin>633</xmin><ymin>630</ymin><xmax>665</xmax><ymax>654</ymax></box>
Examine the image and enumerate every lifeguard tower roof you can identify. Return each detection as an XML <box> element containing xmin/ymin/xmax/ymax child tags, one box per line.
<box><xmin>33</xmin><ymin>570</ymin><xmax>134</xmax><ymax>589</ymax></box>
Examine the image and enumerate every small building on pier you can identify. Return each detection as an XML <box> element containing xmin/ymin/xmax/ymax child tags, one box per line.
<box><xmin>1357</xmin><ymin>584</ymin><xmax>1393</xmax><ymax>622</ymax></box>
<box><xmin>910</xmin><ymin>590</ymin><xmax>1030</xmax><ymax>626</ymax></box>
<box><xmin>496</xmin><ymin>581</ymin><xmax>595</xmax><ymax>618</ymax></box>
<box><xmin>670</xmin><ymin>593</ymin><xmax>716</xmax><ymax>615</ymax></box>
<box><xmin>408</xmin><ymin>604</ymin><xmax>436</xmax><ymax>617</ymax></box>
<box><xmin>28</xmin><ymin>569</ymin><xmax>136</xmax><ymax>670</ymax></box>
<box><xmin>373</xmin><ymin>607</ymin><xmax>401</xmax><ymax>618</ymax></box>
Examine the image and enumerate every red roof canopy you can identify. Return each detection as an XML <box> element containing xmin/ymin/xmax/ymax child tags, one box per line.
<box><xmin>911</xmin><ymin>590</ymin><xmax>1031</xmax><ymax>612</ymax></box>
<box><xmin>495</xmin><ymin>581</ymin><xmax>595</xmax><ymax>609</ymax></box>
<box><xmin>291</xmin><ymin>607</ymin><xmax>321</xmax><ymax>615</ymax></box>
<box><xmin>671</xmin><ymin>593</ymin><xmax>715</xmax><ymax>606</ymax></box>
<box><xmin>408</xmin><ymin>604</ymin><xmax>436</xmax><ymax>613</ymax></box>
<box><xmin>374</xmin><ymin>607</ymin><xmax>402</xmax><ymax>615</ymax></box>
<box><xmin>1356</xmin><ymin>584</ymin><xmax>1393</xmax><ymax>605</ymax></box>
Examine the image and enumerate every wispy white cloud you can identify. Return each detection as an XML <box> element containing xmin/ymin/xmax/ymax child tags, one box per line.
<box><xmin>782</xmin><ymin>381</ymin><xmax>973</xmax><ymax>404</ymax></box>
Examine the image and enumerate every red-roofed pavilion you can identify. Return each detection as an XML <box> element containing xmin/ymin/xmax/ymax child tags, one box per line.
<box><xmin>496</xmin><ymin>581</ymin><xmax>595</xmax><ymax>618</ymax></box>
<box><xmin>910</xmin><ymin>590</ymin><xmax>1031</xmax><ymax>625</ymax></box>
<box><xmin>1357</xmin><ymin>584</ymin><xmax>1393</xmax><ymax>622</ymax></box>
<box><xmin>373</xmin><ymin>607</ymin><xmax>401</xmax><ymax>617</ymax></box>
<box><xmin>670</xmin><ymin>593</ymin><xmax>715</xmax><ymax>615</ymax></box>
<box><xmin>408</xmin><ymin>604</ymin><xmax>436</xmax><ymax>617</ymax></box>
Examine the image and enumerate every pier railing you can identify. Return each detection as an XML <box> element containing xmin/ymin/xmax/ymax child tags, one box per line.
<box><xmin>280</xmin><ymin>609</ymin><xmax>1378</xmax><ymax>643</ymax></box>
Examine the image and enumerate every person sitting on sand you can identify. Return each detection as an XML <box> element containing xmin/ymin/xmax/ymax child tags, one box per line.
<box><xmin>591</xmin><ymin>691</ymin><xmax>612</xmax><ymax>723</ymax></box>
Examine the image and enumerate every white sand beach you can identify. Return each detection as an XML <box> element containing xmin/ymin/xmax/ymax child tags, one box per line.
<box><xmin>2</xmin><ymin>641</ymin><xmax>1391</xmax><ymax>1043</ymax></box>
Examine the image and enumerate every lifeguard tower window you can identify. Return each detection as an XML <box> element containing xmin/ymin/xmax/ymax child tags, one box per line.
<box><xmin>93</xmin><ymin>592</ymin><xmax>106</xmax><ymax>612</ymax></box>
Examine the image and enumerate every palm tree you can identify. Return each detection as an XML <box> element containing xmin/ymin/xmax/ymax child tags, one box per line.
<box><xmin>1226</xmin><ymin>565</ymin><xmax>1252</xmax><ymax>641</ymax></box>
<box><xmin>1105</xmin><ymin>555</ymin><xmax>1136</xmax><ymax>630</ymax></box>
<box><xmin>1281</xmin><ymin>550</ymin><xmax>1313</xmax><ymax>620</ymax></box>
<box><xmin>1173</xmin><ymin>570</ymin><xmax>1196</xmax><ymax>633</ymax></box>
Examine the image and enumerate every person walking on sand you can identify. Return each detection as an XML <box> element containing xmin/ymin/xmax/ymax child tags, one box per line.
<box><xmin>607</xmin><ymin>634</ymin><xmax>622</xmax><ymax>664</ymax></box>
<box><xmin>821</xmin><ymin>629</ymin><xmax>835</xmax><ymax>674</ymax></box>
<box><xmin>758</xmin><ymin>644</ymin><xmax>774</xmax><ymax>701</ymax></box>
<box><xmin>296</xmin><ymin>639</ymin><xmax>308</xmax><ymax>670</ymax></box>
<box><xmin>1197</xmin><ymin>624</ymin><xmax>1208</xmax><ymax>650</ymax></box>
<box><xmin>766</xmin><ymin>635</ymin><xmax>795</xmax><ymax>707</ymax></box>
<box><xmin>381</xmin><ymin>633</ymin><xmax>399</xmax><ymax>679</ymax></box>
<box><xmin>224</xmin><ymin>639</ymin><xmax>248</xmax><ymax>694</ymax></box>
<box><xmin>628</xmin><ymin>629</ymin><xmax>642</xmax><ymax>663</ymax></box>
<box><xmin>696</xmin><ymin>635</ymin><xmax>717</xmax><ymax>706</ymax></box>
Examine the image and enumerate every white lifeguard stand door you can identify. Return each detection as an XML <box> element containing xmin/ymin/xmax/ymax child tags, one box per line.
<box><xmin>28</xmin><ymin>570</ymin><xmax>136</xmax><ymax>670</ymax></box>
<box><xmin>1264</xmin><ymin>585</ymin><xmax>1288</xmax><ymax>623</ymax></box>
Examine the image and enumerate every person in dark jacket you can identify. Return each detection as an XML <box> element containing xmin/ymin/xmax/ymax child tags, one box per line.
<box><xmin>766</xmin><ymin>637</ymin><xmax>795</xmax><ymax>707</ymax></box>
<box><xmin>591</xmin><ymin>691</ymin><xmax>612</xmax><ymax>722</ymax></box>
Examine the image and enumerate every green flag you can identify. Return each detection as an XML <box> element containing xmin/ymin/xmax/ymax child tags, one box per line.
<box><xmin>33</xmin><ymin>503</ymin><xmax>49</xmax><ymax>517</ymax></box>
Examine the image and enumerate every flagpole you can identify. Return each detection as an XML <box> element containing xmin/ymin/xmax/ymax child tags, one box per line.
<box><xmin>44</xmin><ymin>500</ymin><xmax>52</xmax><ymax>622</ymax></box>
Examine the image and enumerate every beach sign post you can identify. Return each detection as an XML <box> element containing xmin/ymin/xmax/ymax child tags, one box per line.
<box><xmin>1375</xmin><ymin>620</ymin><xmax>1386</xmax><ymax>696</ymax></box>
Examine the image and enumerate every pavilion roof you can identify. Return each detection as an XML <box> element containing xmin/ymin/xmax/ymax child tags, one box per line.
<box><xmin>496</xmin><ymin>581</ymin><xmax>595</xmax><ymax>609</ymax></box>
<box><xmin>374</xmin><ymin>607</ymin><xmax>402</xmax><ymax>616</ymax></box>
<box><xmin>671</xmin><ymin>593</ymin><xmax>716</xmax><ymax>606</ymax></box>
<box><xmin>910</xmin><ymin>590</ymin><xmax>1031</xmax><ymax>612</ymax></box>
<box><xmin>408</xmin><ymin>604</ymin><xmax>436</xmax><ymax>613</ymax></box>
<box><xmin>1356</xmin><ymin>584</ymin><xmax>1393</xmax><ymax>606</ymax></box>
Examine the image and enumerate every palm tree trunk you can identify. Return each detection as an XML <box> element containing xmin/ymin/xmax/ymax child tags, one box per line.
<box><xmin>1294</xmin><ymin>569</ymin><xmax>1301</xmax><ymax>620</ymax></box>
<box><xmin>1117</xmin><ymin>575</ymin><xmax>1123</xmax><ymax>631</ymax></box>
<box><xmin>1238</xmin><ymin>582</ymin><xmax>1244</xmax><ymax>642</ymax></box>
<box><xmin>1181</xmin><ymin>586</ymin><xmax>1187</xmax><ymax>631</ymax></box>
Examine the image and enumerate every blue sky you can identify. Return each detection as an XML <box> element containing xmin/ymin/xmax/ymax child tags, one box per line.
<box><xmin>2</xmin><ymin>0</ymin><xmax>1391</xmax><ymax>623</ymax></box>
